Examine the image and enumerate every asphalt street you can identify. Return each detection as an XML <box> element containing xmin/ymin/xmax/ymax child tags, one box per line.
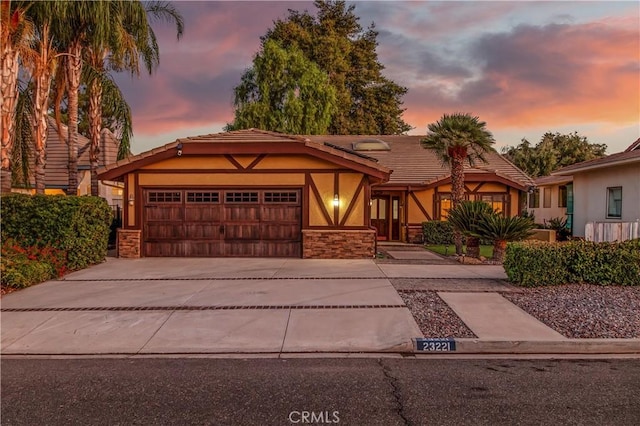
<box><xmin>2</xmin><ymin>358</ymin><xmax>639</xmax><ymax>425</ymax></box>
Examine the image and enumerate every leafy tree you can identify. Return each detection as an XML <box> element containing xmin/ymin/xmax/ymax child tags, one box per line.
<box><xmin>234</xmin><ymin>0</ymin><xmax>411</xmax><ymax>135</ymax></box>
<box><xmin>226</xmin><ymin>39</ymin><xmax>336</xmax><ymax>134</ymax></box>
<box><xmin>502</xmin><ymin>132</ymin><xmax>607</xmax><ymax>178</ymax></box>
<box><xmin>421</xmin><ymin>113</ymin><xmax>495</xmax><ymax>255</ymax></box>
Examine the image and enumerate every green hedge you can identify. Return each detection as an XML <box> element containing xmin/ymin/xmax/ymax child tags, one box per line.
<box><xmin>1</xmin><ymin>194</ymin><xmax>112</xmax><ymax>272</ymax></box>
<box><xmin>422</xmin><ymin>221</ymin><xmax>457</xmax><ymax>245</ymax></box>
<box><xmin>504</xmin><ymin>239</ymin><xmax>640</xmax><ymax>286</ymax></box>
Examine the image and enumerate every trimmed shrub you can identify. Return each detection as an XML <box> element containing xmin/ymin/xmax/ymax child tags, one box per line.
<box><xmin>504</xmin><ymin>239</ymin><xmax>640</xmax><ymax>286</ymax></box>
<box><xmin>1</xmin><ymin>194</ymin><xmax>112</xmax><ymax>271</ymax></box>
<box><xmin>0</xmin><ymin>239</ymin><xmax>68</xmax><ymax>288</ymax></box>
<box><xmin>422</xmin><ymin>220</ymin><xmax>456</xmax><ymax>245</ymax></box>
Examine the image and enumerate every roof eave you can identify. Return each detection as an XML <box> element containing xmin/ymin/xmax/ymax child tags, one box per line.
<box><xmin>553</xmin><ymin>156</ymin><xmax>640</xmax><ymax>175</ymax></box>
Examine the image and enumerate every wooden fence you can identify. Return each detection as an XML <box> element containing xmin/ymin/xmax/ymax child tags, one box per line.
<box><xmin>584</xmin><ymin>221</ymin><xmax>639</xmax><ymax>242</ymax></box>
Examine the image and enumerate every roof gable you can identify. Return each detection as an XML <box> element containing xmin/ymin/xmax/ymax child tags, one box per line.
<box><xmin>305</xmin><ymin>135</ymin><xmax>535</xmax><ymax>189</ymax></box>
<box><xmin>97</xmin><ymin>129</ymin><xmax>391</xmax><ymax>182</ymax></box>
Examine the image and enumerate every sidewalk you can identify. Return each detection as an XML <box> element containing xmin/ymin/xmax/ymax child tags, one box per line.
<box><xmin>1</xmin><ymin>257</ymin><xmax>638</xmax><ymax>356</ymax></box>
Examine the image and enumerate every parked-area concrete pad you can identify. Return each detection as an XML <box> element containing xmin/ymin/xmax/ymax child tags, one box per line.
<box><xmin>282</xmin><ymin>308</ymin><xmax>421</xmax><ymax>353</ymax></box>
<box><xmin>438</xmin><ymin>292</ymin><xmax>566</xmax><ymax>341</ymax></box>
<box><xmin>379</xmin><ymin>264</ymin><xmax>507</xmax><ymax>279</ymax></box>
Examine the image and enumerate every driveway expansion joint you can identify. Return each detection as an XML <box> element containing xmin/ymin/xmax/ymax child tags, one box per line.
<box><xmin>2</xmin><ymin>304</ymin><xmax>407</xmax><ymax>312</ymax></box>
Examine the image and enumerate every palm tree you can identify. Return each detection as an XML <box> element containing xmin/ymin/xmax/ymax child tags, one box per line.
<box><xmin>0</xmin><ymin>0</ymin><xmax>34</xmax><ymax>193</ymax></box>
<box><xmin>53</xmin><ymin>1</ymin><xmax>113</xmax><ymax>195</ymax></box>
<box><xmin>446</xmin><ymin>200</ymin><xmax>495</xmax><ymax>258</ymax></box>
<box><xmin>421</xmin><ymin>113</ymin><xmax>495</xmax><ymax>255</ymax></box>
<box><xmin>21</xmin><ymin>1</ymin><xmax>64</xmax><ymax>193</ymax></box>
<box><xmin>84</xmin><ymin>0</ymin><xmax>183</xmax><ymax>195</ymax></box>
<box><xmin>476</xmin><ymin>214</ymin><xmax>536</xmax><ymax>262</ymax></box>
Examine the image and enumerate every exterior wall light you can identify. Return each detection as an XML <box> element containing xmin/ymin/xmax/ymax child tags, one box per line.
<box><xmin>176</xmin><ymin>142</ymin><xmax>183</xmax><ymax>157</ymax></box>
<box><xmin>128</xmin><ymin>194</ymin><xmax>134</xmax><ymax>206</ymax></box>
<box><xmin>333</xmin><ymin>194</ymin><xmax>340</xmax><ymax>207</ymax></box>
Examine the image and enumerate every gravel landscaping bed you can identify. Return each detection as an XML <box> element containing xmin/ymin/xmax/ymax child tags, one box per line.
<box><xmin>399</xmin><ymin>290</ymin><xmax>476</xmax><ymax>338</ymax></box>
<box><xmin>503</xmin><ymin>284</ymin><xmax>640</xmax><ymax>339</ymax></box>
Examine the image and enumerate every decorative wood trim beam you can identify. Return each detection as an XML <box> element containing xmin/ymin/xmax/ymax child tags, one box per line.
<box><xmin>246</xmin><ymin>154</ymin><xmax>267</xmax><ymax>170</ymax></box>
<box><xmin>409</xmin><ymin>191</ymin><xmax>432</xmax><ymax>221</ymax></box>
<box><xmin>339</xmin><ymin>176</ymin><xmax>365</xmax><ymax>227</ymax></box>
<box><xmin>224</xmin><ymin>154</ymin><xmax>244</xmax><ymax>170</ymax></box>
<box><xmin>309</xmin><ymin>176</ymin><xmax>334</xmax><ymax>226</ymax></box>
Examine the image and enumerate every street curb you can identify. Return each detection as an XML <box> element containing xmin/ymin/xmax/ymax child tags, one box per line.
<box><xmin>413</xmin><ymin>338</ymin><xmax>640</xmax><ymax>354</ymax></box>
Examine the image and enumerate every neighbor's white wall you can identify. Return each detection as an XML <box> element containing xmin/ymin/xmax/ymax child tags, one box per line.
<box><xmin>572</xmin><ymin>162</ymin><xmax>640</xmax><ymax>237</ymax></box>
<box><xmin>528</xmin><ymin>184</ymin><xmax>568</xmax><ymax>225</ymax></box>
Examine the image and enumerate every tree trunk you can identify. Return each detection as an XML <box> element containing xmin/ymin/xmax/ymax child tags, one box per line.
<box><xmin>88</xmin><ymin>77</ymin><xmax>102</xmax><ymax>196</ymax></box>
<box><xmin>32</xmin><ymin>25</ymin><xmax>54</xmax><ymax>194</ymax></box>
<box><xmin>66</xmin><ymin>40</ymin><xmax>82</xmax><ymax>195</ymax></box>
<box><xmin>450</xmin><ymin>149</ymin><xmax>466</xmax><ymax>255</ymax></box>
<box><xmin>466</xmin><ymin>236</ymin><xmax>480</xmax><ymax>258</ymax></box>
<box><xmin>493</xmin><ymin>239</ymin><xmax>508</xmax><ymax>263</ymax></box>
<box><xmin>1</xmin><ymin>45</ymin><xmax>20</xmax><ymax>194</ymax></box>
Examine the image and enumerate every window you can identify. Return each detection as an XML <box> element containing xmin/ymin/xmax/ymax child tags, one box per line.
<box><xmin>225</xmin><ymin>191</ymin><xmax>258</xmax><ymax>203</ymax></box>
<box><xmin>186</xmin><ymin>191</ymin><xmax>219</xmax><ymax>203</ymax></box>
<box><xmin>558</xmin><ymin>186</ymin><xmax>567</xmax><ymax>208</ymax></box>
<box><xmin>479</xmin><ymin>194</ymin><xmax>506</xmax><ymax>214</ymax></box>
<box><xmin>607</xmin><ymin>187</ymin><xmax>622</xmax><ymax>218</ymax></box>
<box><xmin>264</xmin><ymin>192</ymin><xmax>298</xmax><ymax>203</ymax></box>
<box><xmin>148</xmin><ymin>191</ymin><xmax>181</xmax><ymax>203</ymax></box>
<box><xmin>528</xmin><ymin>189</ymin><xmax>540</xmax><ymax>209</ymax></box>
<box><xmin>543</xmin><ymin>188</ymin><xmax>551</xmax><ymax>208</ymax></box>
<box><xmin>438</xmin><ymin>194</ymin><xmax>452</xmax><ymax>219</ymax></box>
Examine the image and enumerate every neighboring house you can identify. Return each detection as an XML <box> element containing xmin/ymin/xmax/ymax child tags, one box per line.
<box><xmin>527</xmin><ymin>175</ymin><xmax>573</xmax><ymax>226</ymax></box>
<box><xmin>553</xmin><ymin>138</ymin><xmax>640</xmax><ymax>240</ymax></box>
<box><xmin>98</xmin><ymin>129</ymin><xmax>533</xmax><ymax>259</ymax></box>
<box><xmin>12</xmin><ymin>117</ymin><xmax>123</xmax><ymax>208</ymax></box>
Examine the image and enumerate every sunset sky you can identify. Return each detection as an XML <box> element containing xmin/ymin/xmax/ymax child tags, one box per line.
<box><xmin>114</xmin><ymin>1</ymin><xmax>640</xmax><ymax>155</ymax></box>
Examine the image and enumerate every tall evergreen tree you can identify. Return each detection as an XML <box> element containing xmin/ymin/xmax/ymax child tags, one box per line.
<box><xmin>231</xmin><ymin>0</ymin><xmax>410</xmax><ymax>135</ymax></box>
<box><xmin>226</xmin><ymin>39</ymin><xmax>336</xmax><ymax>134</ymax></box>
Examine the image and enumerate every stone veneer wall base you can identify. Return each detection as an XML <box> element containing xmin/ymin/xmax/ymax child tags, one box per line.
<box><xmin>302</xmin><ymin>229</ymin><xmax>376</xmax><ymax>259</ymax></box>
<box><xmin>117</xmin><ymin>229</ymin><xmax>142</xmax><ymax>258</ymax></box>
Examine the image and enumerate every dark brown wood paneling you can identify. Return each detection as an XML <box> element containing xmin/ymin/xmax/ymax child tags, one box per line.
<box><xmin>142</xmin><ymin>188</ymin><xmax>301</xmax><ymax>257</ymax></box>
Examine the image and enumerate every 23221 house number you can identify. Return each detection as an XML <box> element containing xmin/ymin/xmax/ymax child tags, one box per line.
<box><xmin>416</xmin><ymin>338</ymin><xmax>456</xmax><ymax>352</ymax></box>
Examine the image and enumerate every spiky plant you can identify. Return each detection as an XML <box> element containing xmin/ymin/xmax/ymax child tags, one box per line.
<box><xmin>476</xmin><ymin>214</ymin><xmax>536</xmax><ymax>262</ymax></box>
<box><xmin>446</xmin><ymin>200</ymin><xmax>495</xmax><ymax>258</ymax></box>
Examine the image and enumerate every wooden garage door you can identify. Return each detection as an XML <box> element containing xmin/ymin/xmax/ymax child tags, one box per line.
<box><xmin>143</xmin><ymin>189</ymin><xmax>301</xmax><ymax>257</ymax></box>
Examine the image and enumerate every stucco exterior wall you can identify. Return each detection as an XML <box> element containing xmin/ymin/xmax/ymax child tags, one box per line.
<box><xmin>528</xmin><ymin>184</ymin><xmax>568</xmax><ymax>224</ymax></box>
<box><xmin>571</xmin><ymin>163</ymin><xmax>640</xmax><ymax>237</ymax></box>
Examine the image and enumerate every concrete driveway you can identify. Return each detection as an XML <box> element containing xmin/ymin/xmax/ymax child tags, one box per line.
<box><xmin>1</xmin><ymin>258</ymin><xmax>450</xmax><ymax>355</ymax></box>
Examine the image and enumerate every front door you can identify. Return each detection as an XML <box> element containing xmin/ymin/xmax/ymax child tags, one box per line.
<box><xmin>371</xmin><ymin>194</ymin><xmax>402</xmax><ymax>241</ymax></box>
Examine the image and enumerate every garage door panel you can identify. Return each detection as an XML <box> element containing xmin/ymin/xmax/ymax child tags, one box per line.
<box><xmin>260</xmin><ymin>224</ymin><xmax>299</xmax><ymax>240</ymax></box>
<box><xmin>143</xmin><ymin>188</ymin><xmax>301</xmax><ymax>257</ymax></box>
<box><xmin>145</xmin><ymin>206</ymin><xmax>183</xmax><ymax>221</ymax></box>
<box><xmin>185</xmin><ymin>206</ymin><xmax>222</xmax><ymax>222</ymax></box>
<box><xmin>144</xmin><ymin>242</ymin><xmax>184</xmax><ymax>257</ymax></box>
<box><xmin>146</xmin><ymin>223</ymin><xmax>185</xmax><ymax>239</ymax></box>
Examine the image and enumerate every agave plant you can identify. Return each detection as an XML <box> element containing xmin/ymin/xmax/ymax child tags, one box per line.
<box><xmin>476</xmin><ymin>214</ymin><xmax>536</xmax><ymax>262</ymax></box>
<box><xmin>447</xmin><ymin>201</ymin><xmax>495</xmax><ymax>258</ymax></box>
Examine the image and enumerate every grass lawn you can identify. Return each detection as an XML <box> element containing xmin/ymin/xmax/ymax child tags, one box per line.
<box><xmin>425</xmin><ymin>244</ymin><xmax>494</xmax><ymax>258</ymax></box>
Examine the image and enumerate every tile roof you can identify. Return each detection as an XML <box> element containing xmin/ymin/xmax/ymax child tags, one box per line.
<box><xmin>304</xmin><ymin>135</ymin><xmax>535</xmax><ymax>188</ymax></box>
<box><xmin>533</xmin><ymin>175</ymin><xmax>573</xmax><ymax>186</ymax></box>
<box><xmin>553</xmin><ymin>141</ymin><xmax>640</xmax><ymax>176</ymax></box>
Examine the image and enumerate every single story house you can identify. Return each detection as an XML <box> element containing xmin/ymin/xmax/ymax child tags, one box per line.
<box><xmin>12</xmin><ymin>117</ymin><xmax>123</xmax><ymax>208</ymax></box>
<box><xmin>527</xmin><ymin>175</ymin><xmax>573</xmax><ymax>227</ymax></box>
<box><xmin>552</xmin><ymin>138</ymin><xmax>640</xmax><ymax>240</ymax></box>
<box><xmin>98</xmin><ymin>129</ymin><xmax>534</xmax><ymax>259</ymax></box>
